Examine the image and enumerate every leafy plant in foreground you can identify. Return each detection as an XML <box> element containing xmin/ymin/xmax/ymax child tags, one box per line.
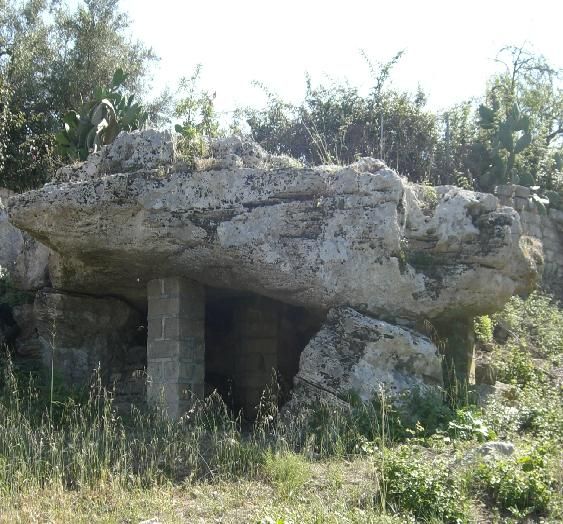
<box><xmin>473</xmin><ymin>446</ymin><xmax>554</xmax><ymax>518</ymax></box>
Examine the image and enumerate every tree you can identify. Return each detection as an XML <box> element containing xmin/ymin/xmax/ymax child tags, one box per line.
<box><xmin>433</xmin><ymin>102</ymin><xmax>477</xmax><ymax>188</ymax></box>
<box><xmin>470</xmin><ymin>46</ymin><xmax>563</xmax><ymax>192</ymax></box>
<box><xmin>48</xmin><ymin>0</ymin><xmax>156</xmax><ymax>111</ymax></box>
<box><xmin>245</xmin><ymin>52</ymin><xmax>439</xmax><ymax>182</ymax></box>
<box><xmin>0</xmin><ymin>0</ymin><xmax>156</xmax><ymax>191</ymax></box>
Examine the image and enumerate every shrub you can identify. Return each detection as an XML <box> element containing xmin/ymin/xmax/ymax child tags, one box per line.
<box><xmin>263</xmin><ymin>451</ymin><xmax>311</xmax><ymax>499</ymax></box>
<box><xmin>474</xmin><ymin>316</ymin><xmax>493</xmax><ymax>344</ymax></box>
<box><xmin>447</xmin><ymin>408</ymin><xmax>496</xmax><ymax>442</ymax></box>
<box><xmin>494</xmin><ymin>344</ymin><xmax>541</xmax><ymax>386</ymax></box>
<box><xmin>473</xmin><ymin>446</ymin><xmax>553</xmax><ymax>518</ymax></box>
<box><xmin>494</xmin><ymin>292</ymin><xmax>563</xmax><ymax>362</ymax></box>
<box><xmin>383</xmin><ymin>446</ymin><xmax>469</xmax><ymax>523</ymax></box>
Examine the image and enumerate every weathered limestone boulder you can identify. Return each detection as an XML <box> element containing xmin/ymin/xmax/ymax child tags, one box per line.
<box><xmin>7</xmin><ymin>131</ymin><xmax>539</xmax><ymax>322</ymax></box>
<box><xmin>0</xmin><ymin>188</ymin><xmax>22</xmax><ymax>272</ymax></box>
<box><xmin>1</xmin><ymin>189</ymin><xmax>50</xmax><ymax>290</ymax></box>
<box><xmin>291</xmin><ymin>307</ymin><xmax>443</xmax><ymax>405</ymax></box>
<box><xmin>3</xmin><ymin>131</ymin><xmax>544</xmax><ymax>407</ymax></box>
<box><xmin>53</xmin><ymin>129</ymin><xmax>175</xmax><ymax>184</ymax></box>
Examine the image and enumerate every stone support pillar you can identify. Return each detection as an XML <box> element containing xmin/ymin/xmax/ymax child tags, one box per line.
<box><xmin>234</xmin><ymin>297</ymin><xmax>278</xmax><ymax>417</ymax></box>
<box><xmin>147</xmin><ymin>277</ymin><xmax>205</xmax><ymax>418</ymax></box>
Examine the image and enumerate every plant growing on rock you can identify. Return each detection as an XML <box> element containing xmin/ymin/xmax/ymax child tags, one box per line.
<box><xmin>55</xmin><ymin>69</ymin><xmax>148</xmax><ymax>161</ymax></box>
<box><xmin>174</xmin><ymin>65</ymin><xmax>221</xmax><ymax>166</ymax></box>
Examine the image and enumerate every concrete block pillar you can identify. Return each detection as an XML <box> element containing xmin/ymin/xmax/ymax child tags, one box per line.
<box><xmin>147</xmin><ymin>277</ymin><xmax>205</xmax><ymax>418</ymax></box>
<box><xmin>234</xmin><ymin>297</ymin><xmax>278</xmax><ymax>417</ymax></box>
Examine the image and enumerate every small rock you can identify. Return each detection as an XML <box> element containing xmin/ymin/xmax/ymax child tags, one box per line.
<box><xmin>476</xmin><ymin>441</ymin><xmax>515</xmax><ymax>458</ymax></box>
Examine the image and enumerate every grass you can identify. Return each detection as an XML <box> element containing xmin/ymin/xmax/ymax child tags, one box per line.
<box><xmin>0</xmin><ymin>290</ymin><xmax>561</xmax><ymax>522</ymax></box>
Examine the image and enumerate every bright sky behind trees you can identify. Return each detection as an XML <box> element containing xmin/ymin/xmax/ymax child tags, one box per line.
<box><xmin>119</xmin><ymin>0</ymin><xmax>562</xmax><ymax>115</ymax></box>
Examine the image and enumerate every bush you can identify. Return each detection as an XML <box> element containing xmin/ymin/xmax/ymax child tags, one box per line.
<box><xmin>474</xmin><ymin>315</ymin><xmax>493</xmax><ymax>344</ymax></box>
<box><xmin>473</xmin><ymin>446</ymin><xmax>553</xmax><ymax>518</ymax></box>
<box><xmin>494</xmin><ymin>292</ymin><xmax>563</xmax><ymax>362</ymax></box>
<box><xmin>495</xmin><ymin>344</ymin><xmax>542</xmax><ymax>386</ymax></box>
<box><xmin>383</xmin><ymin>446</ymin><xmax>469</xmax><ymax>523</ymax></box>
<box><xmin>263</xmin><ymin>451</ymin><xmax>311</xmax><ymax>499</ymax></box>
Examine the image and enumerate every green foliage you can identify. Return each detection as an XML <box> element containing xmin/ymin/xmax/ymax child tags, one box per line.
<box><xmin>383</xmin><ymin>446</ymin><xmax>469</xmax><ymax>522</ymax></box>
<box><xmin>174</xmin><ymin>65</ymin><xmax>220</xmax><ymax>166</ymax></box>
<box><xmin>446</xmin><ymin>408</ymin><xmax>496</xmax><ymax>442</ymax></box>
<box><xmin>298</xmin><ymin>386</ymin><xmax>457</xmax><ymax>456</ymax></box>
<box><xmin>0</xmin><ymin>0</ymin><xmax>155</xmax><ymax>191</ymax></box>
<box><xmin>246</xmin><ymin>52</ymin><xmax>438</xmax><ymax>182</ymax></box>
<box><xmin>263</xmin><ymin>451</ymin><xmax>311</xmax><ymax>499</ymax></box>
<box><xmin>484</xmin><ymin>291</ymin><xmax>563</xmax><ymax>445</ymax></box>
<box><xmin>474</xmin><ymin>315</ymin><xmax>493</xmax><ymax>344</ymax></box>
<box><xmin>495</xmin><ymin>345</ymin><xmax>541</xmax><ymax>386</ymax></box>
<box><xmin>55</xmin><ymin>68</ymin><xmax>147</xmax><ymax>161</ymax></box>
<box><xmin>473</xmin><ymin>446</ymin><xmax>553</xmax><ymax>518</ymax></box>
<box><xmin>0</xmin><ymin>78</ymin><xmax>56</xmax><ymax>191</ymax></box>
<box><xmin>472</xmin><ymin>46</ymin><xmax>563</xmax><ymax>192</ymax></box>
<box><xmin>494</xmin><ymin>291</ymin><xmax>563</xmax><ymax>363</ymax></box>
<box><xmin>483</xmin><ymin>380</ymin><xmax>563</xmax><ymax>442</ymax></box>
<box><xmin>433</xmin><ymin>102</ymin><xmax>477</xmax><ymax>188</ymax></box>
<box><xmin>244</xmin><ymin>45</ymin><xmax>562</xmax><ymax>195</ymax></box>
<box><xmin>472</xmin><ymin>100</ymin><xmax>533</xmax><ymax>189</ymax></box>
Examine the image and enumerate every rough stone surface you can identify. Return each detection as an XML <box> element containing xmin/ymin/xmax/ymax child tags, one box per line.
<box><xmin>0</xmin><ymin>190</ymin><xmax>23</xmax><ymax>274</ymax></box>
<box><xmin>5</xmin><ymin>133</ymin><xmax>555</xmax><ymax>410</ymax></box>
<box><xmin>32</xmin><ymin>290</ymin><xmax>144</xmax><ymax>384</ymax></box>
<box><xmin>1</xmin><ymin>189</ymin><xmax>50</xmax><ymax>290</ymax></box>
<box><xmin>461</xmin><ymin>441</ymin><xmax>515</xmax><ymax>465</ymax></box>
<box><xmin>290</xmin><ymin>307</ymin><xmax>443</xmax><ymax>406</ymax></box>
<box><xmin>496</xmin><ymin>185</ymin><xmax>563</xmax><ymax>298</ymax></box>
<box><xmin>53</xmin><ymin>129</ymin><xmax>175</xmax><ymax>184</ymax></box>
<box><xmin>7</xmin><ymin>132</ymin><xmax>539</xmax><ymax>322</ymax></box>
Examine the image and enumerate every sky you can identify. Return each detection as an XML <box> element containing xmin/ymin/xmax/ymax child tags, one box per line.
<box><xmin>119</xmin><ymin>0</ymin><xmax>562</xmax><ymax>116</ymax></box>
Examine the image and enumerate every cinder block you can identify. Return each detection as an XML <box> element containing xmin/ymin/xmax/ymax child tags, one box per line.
<box><xmin>148</xmin><ymin>339</ymin><xmax>182</xmax><ymax>358</ymax></box>
<box><xmin>163</xmin><ymin>317</ymin><xmax>204</xmax><ymax>340</ymax></box>
<box><xmin>162</xmin><ymin>277</ymin><xmax>205</xmax><ymax>300</ymax></box>
<box><xmin>146</xmin><ymin>359</ymin><xmax>164</xmax><ymax>382</ymax></box>
<box><xmin>148</xmin><ymin>297</ymin><xmax>205</xmax><ymax>320</ymax></box>
<box><xmin>179</xmin><ymin>361</ymin><xmax>205</xmax><ymax>383</ymax></box>
<box><xmin>145</xmin><ymin>276</ymin><xmax>206</xmax><ymax>418</ymax></box>
<box><xmin>147</xmin><ymin>317</ymin><xmax>164</xmax><ymax>340</ymax></box>
<box><xmin>148</xmin><ymin>297</ymin><xmax>180</xmax><ymax>319</ymax></box>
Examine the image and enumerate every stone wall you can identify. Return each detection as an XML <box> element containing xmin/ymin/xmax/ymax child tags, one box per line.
<box><xmin>496</xmin><ymin>185</ymin><xmax>563</xmax><ymax>299</ymax></box>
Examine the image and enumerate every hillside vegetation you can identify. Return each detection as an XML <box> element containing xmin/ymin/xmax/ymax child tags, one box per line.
<box><xmin>0</xmin><ymin>291</ymin><xmax>561</xmax><ymax>523</ymax></box>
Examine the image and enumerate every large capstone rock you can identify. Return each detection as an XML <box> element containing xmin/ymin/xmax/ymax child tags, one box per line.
<box><xmin>290</xmin><ymin>307</ymin><xmax>443</xmax><ymax>406</ymax></box>
<box><xmin>7</xmin><ymin>132</ymin><xmax>539</xmax><ymax>321</ymax></box>
<box><xmin>1</xmin><ymin>189</ymin><xmax>50</xmax><ymax>290</ymax></box>
<box><xmin>0</xmin><ymin>188</ymin><xmax>23</xmax><ymax>274</ymax></box>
